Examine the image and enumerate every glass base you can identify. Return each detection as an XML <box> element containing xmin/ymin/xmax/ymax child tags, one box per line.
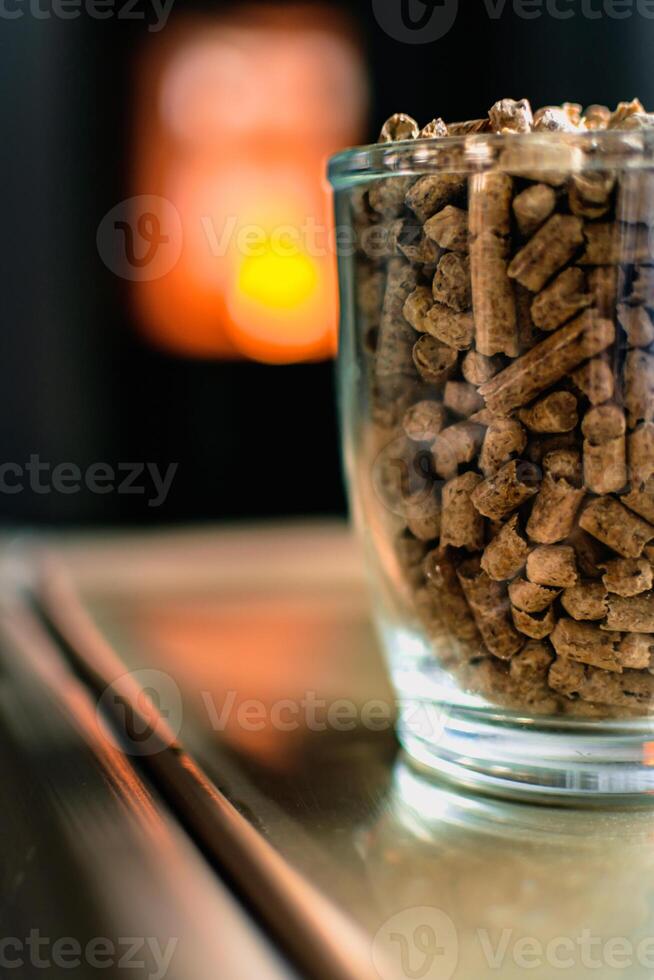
<box><xmin>400</xmin><ymin>713</ymin><xmax>654</xmax><ymax>805</ymax></box>
<box><xmin>387</xmin><ymin>627</ymin><xmax>654</xmax><ymax>805</ymax></box>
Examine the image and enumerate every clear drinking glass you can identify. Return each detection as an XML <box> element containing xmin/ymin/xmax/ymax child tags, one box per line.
<box><xmin>329</xmin><ymin>129</ymin><xmax>654</xmax><ymax>801</ymax></box>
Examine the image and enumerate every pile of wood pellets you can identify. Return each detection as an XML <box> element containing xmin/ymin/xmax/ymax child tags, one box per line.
<box><xmin>354</xmin><ymin>98</ymin><xmax>654</xmax><ymax>716</ymax></box>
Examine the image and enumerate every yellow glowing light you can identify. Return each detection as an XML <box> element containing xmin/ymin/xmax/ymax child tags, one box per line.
<box><xmin>132</xmin><ymin>9</ymin><xmax>367</xmax><ymax>362</ymax></box>
<box><xmin>237</xmin><ymin>248</ymin><xmax>318</xmax><ymax>310</ymax></box>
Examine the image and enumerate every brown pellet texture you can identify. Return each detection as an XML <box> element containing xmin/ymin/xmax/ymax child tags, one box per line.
<box><xmin>360</xmin><ymin>98</ymin><xmax>654</xmax><ymax>717</ymax></box>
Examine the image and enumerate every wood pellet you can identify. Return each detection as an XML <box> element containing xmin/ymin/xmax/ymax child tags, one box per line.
<box><xmin>355</xmin><ymin>98</ymin><xmax>654</xmax><ymax>716</ymax></box>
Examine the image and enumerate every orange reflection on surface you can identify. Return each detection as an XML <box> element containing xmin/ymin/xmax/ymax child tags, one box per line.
<box><xmin>132</xmin><ymin>7</ymin><xmax>367</xmax><ymax>363</ymax></box>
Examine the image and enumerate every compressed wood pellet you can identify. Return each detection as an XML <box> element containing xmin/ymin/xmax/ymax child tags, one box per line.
<box><xmin>617</xmin><ymin>304</ymin><xmax>654</xmax><ymax>348</ymax></box>
<box><xmin>514</xmin><ymin>283</ymin><xmax>540</xmax><ymax>353</ymax></box>
<box><xmin>432</xmin><ymin>422</ymin><xmax>485</xmax><ymax>479</ymax></box>
<box><xmin>512</xmin><ymin>604</ymin><xmax>556</xmax><ymax>640</ymax></box>
<box><xmin>604</xmin><ymin>593</ymin><xmax>654</xmax><ymax>633</ymax></box>
<box><xmin>357</xmin><ymin>266</ymin><xmax>385</xmax><ymax>320</ymax></box>
<box><xmin>369</xmin><ymin>178</ymin><xmax>414</xmax><ymax>219</ymax></box>
<box><xmin>624</xmin><ymin>350</ymin><xmax>654</xmax><ymax>428</ymax></box>
<box><xmin>480</xmin><ymin>514</ymin><xmax>529</xmax><ymax>581</ymax></box>
<box><xmin>456</xmin><ymin>558</ymin><xmax>525</xmax><ymax>659</ymax></box>
<box><xmin>513</xmin><ymin>183</ymin><xmax>556</xmax><ymax>237</ymax></box>
<box><xmin>425</xmin><ymin>206</ymin><xmax>469</xmax><ymax>252</ymax></box>
<box><xmin>527</xmin><ymin>545</ymin><xmax>578</xmax><ymax>588</ymax></box>
<box><xmin>360</xmin><ymin>220</ymin><xmax>400</xmax><ymax>260</ymax></box>
<box><xmin>519</xmin><ymin>391</ymin><xmax>578</xmax><ymax>433</ymax></box>
<box><xmin>568</xmin><ymin>526</ymin><xmax>611</xmax><ymax>580</ymax></box>
<box><xmin>533</xmin><ymin>105</ymin><xmax>579</xmax><ymax>132</ymax></box>
<box><xmin>469</xmin><ymin>171</ymin><xmax>513</xmax><ymax>236</ymax></box>
<box><xmin>568</xmin><ymin>172</ymin><xmax>615</xmax><ymax>221</ymax></box>
<box><xmin>549</xmin><ymin>658</ymin><xmax>654</xmax><ymax>706</ymax></box>
<box><xmin>406</xmin><ymin>174</ymin><xmax>466</xmax><ymax>223</ymax></box>
<box><xmin>478</xmin><ymin>310</ymin><xmax>615</xmax><ymax>414</ymax></box>
<box><xmin>525</xmin><ymin>473</ymin><xmax>586</xmax><ymax>543</ymax></box>
<box><xmin>462</xmin><ymin>350</ymin><xmax>501</xmax><ymax>387</ymax></box>
<box><xmin>412</xmin><ymin>335</ymin><xmax>458</xmax><ymax>384</ymax></box>
<box><xmin>447</xmin><ymin>118</ymin><xmax>490</xmax><ymax>135</ymax></box>
<box><xmin>507</xmin><ymin>214</ymin><xmax>584</xmax><ymax>292</ymax></box>
<box><xmin>500</xmin><ymin>139</ymin><xmax>582</xmax><ymax>186</ymax></box>
<box><xmin>630</xmin><ymin>266</ymin><xmax>654</xmax><ymax>303</ymax></box>
<box><xmin>469</xmin><ymin>173</ymin><xmax>518</xmax><ymax>357</ymax></box>
<box><xmin>618</xmin><ymin>633</ymin><xmax>654</xmax><ymax>669</ymax></box>
<box><xmin>471</xmin><ymin>459</ymin><xmax>540</xmax><ymax>520</ymax></box>
<box><xmin>509</xmin><ymin>578</ymin><xmax>560</xmax><ymax>613</ymax></box>
<box><xmin>402</xmin><ymin>401</ymin><xmax>447</xmax><ymax>442</ymax></box>
<box><xmin>395</xmin><ymin>530</ymin><xmax>428</xmax><ymax>589</ymax></box>
<box><xmin>561</xmin><ymin>581</ymin><xmax>608</xmax><ymax>621</ymax></box>
<box><xmin>617</xmin><ymin>172</ymin><xmax>654</xmax><ymax>224</ymax></box>
<box><xmin>470</xmin><ymin>236</ymin><xmax>518</xmax><ymax>357</ymax></box>
<box><xmin>376</xmin><ymin>260</ymin><xmax>419</xmax><ymax>380</ymax></box>
<box><xmin>587</xmin><ymin>266</ymin><xmax>618</xmax><ymax>314</ymax></box>
<box><xmin>479</xmin><ymin>419</ymin><xmax>527</xmax><ymax>477</ymax></box>
<box><xmin>601</xmin><ymin>557</ymin><xmax>653</xmax><ymax>597</ymax></box>
<box><xmin>542</xmin><ymin>448</ymin><xmax>582</xmax><ymax>483</ymax></box>
<box><xmin>432</xmin><ymin>253</ymin><xmax>471</xmax><ymax>311</ymax></box>
<box><xmin>584</xmin><ymin>104</ymin><xmax>611</xmax><ymax>129</ymax></box>
<box><xmin>579</xmin><ymin>496</ymin><xmax>654</xmax><ymax>558</ymax></box>
<box><xmin>403</xmin><ymin>286</ymin><xmax>433</xmax><ymax>332</ymax></box>
<box><xmin>424</xmin><ymin>303</ymin><xmax>474</xmax><ymax>350</ymax></box>
<box><xmin>414</xmin><ymin>585</ymin><xmax>448</xmax><ymax>649</ymax></box>
<box><xmin>420</xmin><ymin>118</ymin><xmax>449</xmax><ymax>138</ymax></box>
<box><xmin>441</xmin><ymin>472</ymin><xmax>484</xmax><ymax>550</ymax></box>
<box><xmin>444</xmin><ymin>381</ymin><xmax>484</xmax><ymax>417</ymax></box>
<box><xmin>367</xmin><ymin>100</ymin><xmax>654</xmax><ymax>718</ymax></box>
<box><xmin>489</xmin><ymin>98</ymin><xmax>533</xmax><ymax>133</ymax></box>
<box><xmin>397</xmin><ymin>225</ymin><xmax>442</xmax><ymax>267</ymax></box>
<box><xmin>509</xmin><ymin>641</ymin><xmax>556</xmax><ymax>700</ymax></box>
<box><xmin>582</xmin><ymin>404</ymin><xmax>627</xmax><ymax>493</ymax></box>
<box><xmin>403</xmin><ymin>490</ymin><xmax>442</xmax><ymax>541</ymax></box>
<box><xmin>378</xmin><ymin>113</ymin><xmax>419</xmax><ymax>143</ymax></box>
<box><xmin>571</xmin><ymin>358</ymin><xmax>615</xmax><ymax>405</ymax></box>
<box><xmin>531</xmin><ymin>268</ymin><xmax>591</xmax><ymax>331</ymax></box>
<box><xmin>622</xmin><ymin>476</ymin><xmax>654</xmax><ymax>524</ymax></box>
<box><xmin>609</xmin><ymin>98</ymin><xmax>645</xmax><ymax>128</ymax></box>
<box><xmin>578</xmin><ymin>222</ymin><xmax>653</xmax><ymax>265</ymax></box>
<box><xmin>551</xmin><ymin>618</ymin><xmax>623</xmax><ymax>672</ymax></box>
<box><xmin>629</xmin><ymin>423</ymin><xmax>654</xmax><ymax>489</ymax></box>
<box><xmin>423</xmin><ymin>549</ymin><xmax>481</xmax><ymax>644</ymax></box>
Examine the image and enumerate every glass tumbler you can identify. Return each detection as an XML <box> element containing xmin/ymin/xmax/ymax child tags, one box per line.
<box><xmin>329</xmin><ymin>130</ymin><xmax>654</xmax><ymax>801</ymax></box>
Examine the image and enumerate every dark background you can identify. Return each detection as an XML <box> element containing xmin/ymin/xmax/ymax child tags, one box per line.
<box><xmin>2</xmin><ymin>0</ymin><xmax>654</xmax><ymax>525</ymax></box>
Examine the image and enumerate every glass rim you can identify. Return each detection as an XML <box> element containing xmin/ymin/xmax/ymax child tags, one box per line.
<box><xmin>327</xmin><ymin>129</ymin><xmax>654</xmax><ymax>189</ymax></box>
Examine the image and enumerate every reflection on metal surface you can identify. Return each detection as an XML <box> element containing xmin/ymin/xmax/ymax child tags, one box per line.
<box><xmin>28</xmin><ymin>525</ymin><xmax>654</xmax><ymax>979</ymax></box>
<box><xmin>0</xmin><ymin>599</ymin><xmax>295</xmax><ymax>980</ymax></box>
<box><xmin>35</xmin><ymin>549</ymin><xmax>382</xmax><ymax>980</ymax></box>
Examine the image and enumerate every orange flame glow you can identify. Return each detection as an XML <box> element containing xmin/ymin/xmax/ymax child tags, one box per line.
<box><xmin>131</xmin><ymin>7</ymin><xmax>367</xmax><ymax>363</ymax></box>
